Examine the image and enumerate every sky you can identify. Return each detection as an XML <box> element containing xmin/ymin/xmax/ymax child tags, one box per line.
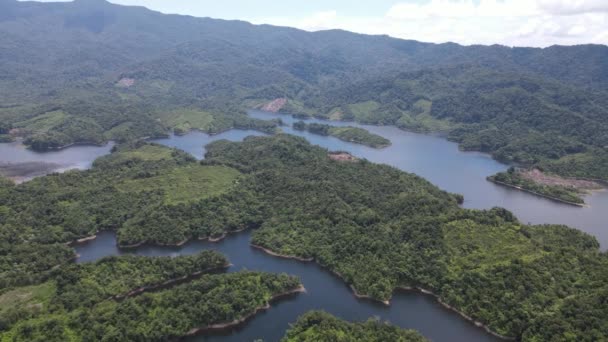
<box><xmin>30</xmin><ymin>0</ymin><xmax>608</xmax><ymax>47</ymax></box>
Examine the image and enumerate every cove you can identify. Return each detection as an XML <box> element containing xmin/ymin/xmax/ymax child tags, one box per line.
<box><xmin>5</xmin><ymin>112</ymin><xmax>608</xmax><ymax>341</ymax></box>
<box><xmin>248</xmin><ymin>110</ymin><xmax>608</xmax><ymax>249</ymax></box>
<box><xmin>76</xmin><ymin>231</ymin><xmax>499</xmax><ymax>342</ymax></box>
<box><xmin>0</xmin><ymin>140</ymin><xmax>114</xmax><ymax>182</ymax></box>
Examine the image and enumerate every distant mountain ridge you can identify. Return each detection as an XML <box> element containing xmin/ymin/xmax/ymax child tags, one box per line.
<box><xmin>0</xmin><ymin>0</ymin><xmax>607</xmax><ymax>180</ymax></box>
<box><xmin>1</xmin><ymin>0</ymin><xmax>607</xmax><ymax>95</ymax></box>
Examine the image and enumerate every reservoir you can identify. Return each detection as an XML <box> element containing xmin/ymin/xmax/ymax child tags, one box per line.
<box><xmin>2</xmin><ymin>111</ymin><xmax>606</xmax><ymax>341</ymax></box>
<box><xmin>76</xmin><ymin>230</ymin><xmax>499</xmax><ymax>342</ymax></box>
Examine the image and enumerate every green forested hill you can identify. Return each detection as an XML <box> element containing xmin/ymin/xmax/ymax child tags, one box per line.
<box><xmin>2</xmin><ymin>136</ymin><xmax>608</xmax><ymax>339</ymax></box>
<box><xmin>1</xmin><ymin>0</ymin><xmax>608</xmax><ymax>172</ymax></box>
<box><xmin>282</xmin><ymin>311</ymin><xmax>428</xmax><ymax>342</ymax></box>
<box><xmin>297</xmin><ymin>66</ymin><xmax>608</xmax><ymax>179</ymax></box>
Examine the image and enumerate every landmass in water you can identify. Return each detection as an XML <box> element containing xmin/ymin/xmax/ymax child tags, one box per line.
<box><xmin>293</xmin><ymin>121</ymin><xmax>391</xmax><ymax>148</ymax></box>
<box><xmin>1</xmin><ymin>136</ymin><xmax>607</xmax><ymax>341</ymax></box>
<box><xmin>281</xmin><ymin>311</ymin><xmax>427</xmax><ymax>342</ymax></box>
<box><xmin>488</xmin><ymin>167</ymin><xmax>604</xmax><ymax>206</ymax></box>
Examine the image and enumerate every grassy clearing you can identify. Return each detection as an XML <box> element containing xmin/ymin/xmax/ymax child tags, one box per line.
<box><xmin>397</xmin><ymin>99</ymin><xmax>453</xmax><ymax>132</ymax></box>
<box><xmin>118</xmin><ymin>165</ymin><xmax>241</xmax><ymax>204</ymax></box>
<box><xmin>0</xmin><ymin>282</ymin><xmax>56</xmax><ymax>318</ymax></box>
<box><xmin>158</xmin><ymin>109</ymin><xmax>214</xmax><ymax>134</ymax></box>
<box><xmin>14</xmin><ymin>111</ymin><xmax>69</xmax><ymax>132</ymax></box>
<box><xmin>444</xmin><ymin>220</ymin><xmax>542</xmax><ymax>272</ymax></box>
<box><xmin>348</xmin><ymin>101</ymin><xmax>380</xmax><ymax>122</ymax></box>
<box><xmin>113</xmin><ymin>144</ymin><xmax>175</xmax><ymax>162</ymax></box>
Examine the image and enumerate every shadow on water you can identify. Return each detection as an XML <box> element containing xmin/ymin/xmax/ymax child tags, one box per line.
<box><xmin>76</xmin><ymin>231</ymin><xmax>499</xmax><ymax>342</ymax></box>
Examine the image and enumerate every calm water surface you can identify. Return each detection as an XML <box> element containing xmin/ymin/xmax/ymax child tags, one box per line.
<box><xmin>248</xmin><ymin>110</ymin><xmax>608</xmax><ymax>248</ymax></box>
<box><xmin>3</xmin><ymin>111</ymin><xmax>607</xmax><ymax>341</ymax></box>
<box><xmin>76</xmin><ymin>231</ymin><xmax>498</xmax><ymax>342</ymax></box>
<box><xmin>0</xmin><ymin>140</ymin><xmax>114</xmax><ymax>181</ymax></box>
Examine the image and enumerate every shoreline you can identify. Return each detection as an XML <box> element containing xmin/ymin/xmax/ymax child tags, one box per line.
<box><xmin>395</xmin><ymin>287</ymin><xmax>515</xmax><ymax>340</ymax></box>
<box><xmin>119</xmin><ymin>228</ymin><xmax>251</xmax><ymax>250</ymax></box>
<box><xmin>250</xmin><ymin>244</ymin><xmax>314</xmax><ymax>262</ymax></box>
<box><xmin>251</xmin><ymin>243</ymin><xmax>513</xmax><ymax>340</ymax></box>
<box><xmin>68</xmin><ymin>231</ymin><xmax>100</xmax><ymax>246</ymax></box>
<box><xmin>181</xmin><ymin>285</ymin><xmax>306</xmax><ymax>339</ymax></box>
<box><xmin>488</xmin><ymin>178</ymin><xmax>586</xmax><ymax>207</ymax></box>
<box><xmin>113</xmin><ymin>263</ymin><xmax>232</xmax><ymax>300</ymax></box>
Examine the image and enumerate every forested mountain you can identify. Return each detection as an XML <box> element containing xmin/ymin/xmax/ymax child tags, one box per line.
<box><xmin>1</xmin><ymin>1</ymin><xmax>607</xmax><ymax>167</ymax></box>
<box><xmin>1</xmin><ymin>0</ymin><xmax>607</xmax><ymax>179</ymax></box>
<box><xmin>2</xmin><ymin>136</ymin><xmax>608</xmax><ymax>340</ymax></box>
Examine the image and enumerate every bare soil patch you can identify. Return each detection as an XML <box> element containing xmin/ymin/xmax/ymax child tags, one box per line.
<box><xmin>328</xmin><ymin>152</ymin><xmax>358</xmax><ymax>162</ymax></box>
<box><xmin>521</xmin><ymin>169</ymin><xmax>603</xmax><ymax>190</ymax></box>
<box><xmin>117</xmin><ymin>78</ymin><xmax>135</xmax><ymax>87</ymax></box>
<box><xmin>261</xmin><ymin>98</ymin><xmax>287</xmax><ymax>113</ymax></box>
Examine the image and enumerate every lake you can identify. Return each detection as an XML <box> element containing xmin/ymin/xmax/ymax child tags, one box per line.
<box><xmin>76</xmin><ymin>230</ymin><xmax>499</xmax><ymax>342</ymax></box>
<box><xmin>2</xmin><ymin>111</ymin><xmax>607</xmax><ymax>341</ymax></box>
<box><xmin>0</xmin><ymin>140</ymin><xmax>114</xmax><ymax>182</ymax></box>
<box><xmin>248</xmin><ymin>110</ymin><xmax>608</xmax><ymax>249</ymax></box>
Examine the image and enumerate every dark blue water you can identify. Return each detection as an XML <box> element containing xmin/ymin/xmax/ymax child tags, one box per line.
<box><xmin>248</xmin><ymin>110</ymin><xmax>608</xmax><ymax>248</ymax></box>
<box><xmin>152</xmin><ymin>129</ymin><xmax>267</xmax><ymax>160</ymax></box>
<box><xmin>76</xmin><ymin>231</ymin><xmax>498</xmax><ymax>342</ymax></box>
<box><xmin>4</xmin><ymin>112</ymin><xmax>607</xmax><ymax>341</ymax></box>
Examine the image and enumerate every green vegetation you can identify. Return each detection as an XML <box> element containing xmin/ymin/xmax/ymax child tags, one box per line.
<box><xmin>293</xmin><ymin>121</ymin><xmax>391</xmax><ymax>148</ymax></box>
<box><xmin>0</xmin><ymin>262</ymin><xmax>300</xmax><ymax>341</ymax></box>
<box><xmin>489</xmin><ymin>168</ymin><xmax>585</xmax><ymax>205</ymax></box>
<box><xmin>13</xmin><ymin>111</ymin><xmax>106</xmax><ymax>150</ymax></box>
<box><xmin>0</xmin><ymin>141</ymin><xmax>243</xmax><ymax>286</ymax></box>
<box><xmin>282</xmin><ymin>311</ymin><xmax>427</xmax><ymax>342</ymax></box>
<box><xmin>0</xmin><ymin>1</ymin><xmax>608</xmax><ymax>339</ymax></box>
<box><xmin>539</xmin><ymin>149</ymin><xmax>608</xmax><ymax>182</ymax></box>
<box><xmin>203</xmin><ymin>135</ymin><xmax>608</xmax><ymax>339</ymax></box>
<box><xmin>2</xmin><ymin>135</ymin><xmax>608</xmax><ymax>339</ymax></box>
<box><xmin>117</xmin><ymin>165</ymin><xmax>241</xmax><ymax>205</ymax></box>
<box><xmin>0</xmin><ymin>0</ymin><xmax>607</xmax><ymax>176</ymax></box>
<box><xmin>0</xmin><ymin>282</ymin><xmax>56</xmax><ymax>328</ymax></box>
<box><xmin>0</xmin><ymin>251</ymin><xmax>228</xmax><ymax>330</ymax></box>
<box><xmin>298</xmin><ymin>67</ymin><xmax>608</xmax><ymax>181</ymax></box>
<box><xmin>159</xmin><ymin>108</ymin><xmax>215</xmax><ymax>135</ymax></box>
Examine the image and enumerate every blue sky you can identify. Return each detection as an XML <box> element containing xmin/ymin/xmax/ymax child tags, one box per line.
<box><xmin>29</xmin><ymin>1</ymin><xmax>608</xmax><ymax>47</ymax></box>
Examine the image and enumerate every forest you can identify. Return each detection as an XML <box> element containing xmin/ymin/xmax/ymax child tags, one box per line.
<box><xmin>0</xmin><ymin>0</ymin><xmax>607</xmax><ymax>179</ymax></box>
<box><xmin>293</xmin><ymin>121</ymin><xmax>391</xmax><ymax>148</ymax></box>
<box><xmin>2</xmin><ymin>136</ymin><xmax>606</xmax><ymax>340</ymax></box>
<box><xmin>1</xmin><ymin>1</ymin><xmax>608</xmax><ymax>340</ymax></box>
<box><xmin>281</xmin><ymin>311</ymin><xmax>427</xmax><ymax>342</ymax></box>
<box><xmin>1</xmin><ymin>267</ymin><xmax>301</xmax><ymax>341</ymax></box>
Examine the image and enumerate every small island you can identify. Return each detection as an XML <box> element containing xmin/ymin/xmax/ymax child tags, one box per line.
<box><xmin>488</xmin><ymin>168</ymin><xmax>603</xmax><ymax>206</ymax></box>
<box><xmin>293</xmin><ymin>121</ymin><xmax>391</xmax><ymax>148</ymax></box>
<box><xmin>282</xmin><ymin>311</ymin><xmax>428</xmax><ymax>342</ymax></box>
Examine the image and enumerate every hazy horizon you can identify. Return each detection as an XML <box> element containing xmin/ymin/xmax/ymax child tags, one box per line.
<box><xmin>22</xmin><ymin>0</ymin><xmax>608</xmax><ymax>48</ymax></box>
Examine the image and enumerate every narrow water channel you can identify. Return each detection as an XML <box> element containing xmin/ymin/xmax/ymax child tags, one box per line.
<box><xmin>75</xmin><ymin>231</ymin><xmax>499</xmax><ymax>342</ymax></box>
<box><xmin>3</xmin><ymin>110</ymin><xmax>606</xmax><ymax>341</ymax></box>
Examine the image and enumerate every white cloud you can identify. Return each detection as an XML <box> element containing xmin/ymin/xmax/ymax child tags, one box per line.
<box><xmin>27</xmin><ymin>0</ymin><xmax>608</xmax><ymax>47</ymax></box>
<box><xmin>254</xmin><ymin>1</ymin><xmax>608</xmax><ymax>47</ymax></box>
<box><xmin>537</xmin><ymin>0</ymin><xmax>608</xmax><ymax>15</ymax></box>
<box><xmin>386</xmin><ymin>0</ymin><xmax>538</xmax><ymax>19</ymax></box>
<box><xmin>299</xmin><ymin>10</ymin><xmax>338</xmax><ymax>31</ymax></box>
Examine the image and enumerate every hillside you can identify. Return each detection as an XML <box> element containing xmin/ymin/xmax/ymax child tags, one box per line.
<box><xmin>1</xmin><ymin>0</ymin><xmax>608</xmax><ymax>173</ymax></box>
<box><xmin>2</xmin><ymin>136</ymin><xmax>608</xmax><ymax>340</ymax></box>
